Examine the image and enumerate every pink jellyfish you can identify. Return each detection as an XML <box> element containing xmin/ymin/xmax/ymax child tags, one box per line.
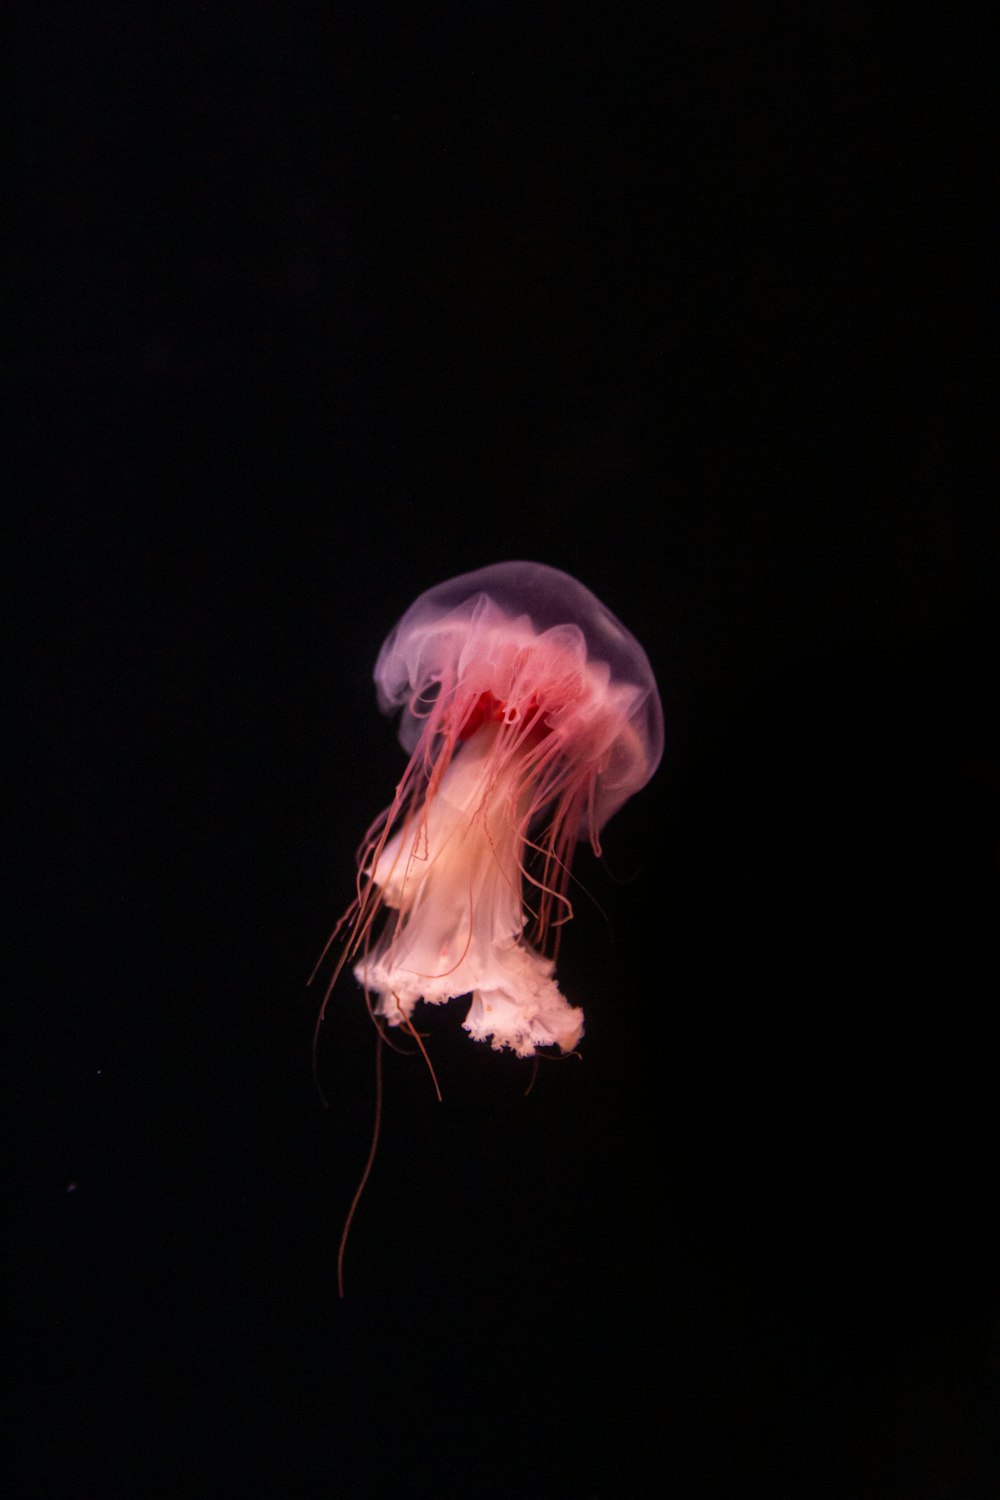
<box><xmin>319</xmin><ymin>561</ymin><xmax>663</xmax><ymax>1061</ymax></box>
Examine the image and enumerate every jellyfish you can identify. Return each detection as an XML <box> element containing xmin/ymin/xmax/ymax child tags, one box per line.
<box><xmin>320</xmin><ymin>561</ymin><xmax>663</xmax><ymax>1060</ymax></box>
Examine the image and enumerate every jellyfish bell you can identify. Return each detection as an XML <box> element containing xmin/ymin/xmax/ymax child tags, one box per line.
<box><xmin>332</xmin><ymin>561</ymin><xmax>663</xmax><ymax>1059</ymax></box>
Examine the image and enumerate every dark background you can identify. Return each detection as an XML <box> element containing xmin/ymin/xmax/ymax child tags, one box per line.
<box><xmin>9</xmin><ymin>4</ymin><xmax>998</xmax><ymax>1497</ymax></box>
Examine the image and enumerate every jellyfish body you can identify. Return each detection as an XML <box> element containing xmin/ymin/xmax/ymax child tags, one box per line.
<box><xmin>336</xmin><ymin>561</ymin><xmax>663</xmax><ymax>1057</ymax></box>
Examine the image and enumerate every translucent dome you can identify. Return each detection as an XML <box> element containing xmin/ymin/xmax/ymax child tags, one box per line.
<box><xmin>373</xmin><ymin>560</ymin><xmax>663</xmax><ymax>836</ymax></box>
